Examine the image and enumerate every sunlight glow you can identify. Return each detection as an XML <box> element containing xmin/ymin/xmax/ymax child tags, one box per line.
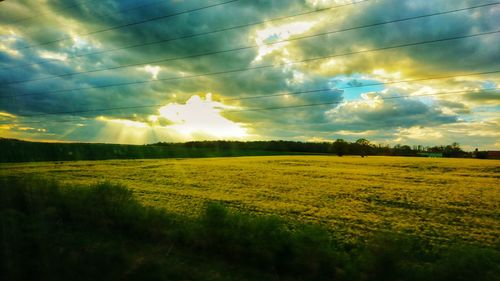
<box><xmin>307</xmin><ymin>0</ymin><xmax>361</xmax><ymax>6</ymax></box>
<box><xmin>39</xmin><ymin>50</ymin><xmax>68</xmax><ymax>61</ymax></box>
<box><xmin>395</xmin><ymin>126</ymin><xmax>443</xmax><ymax>142</ymax></box>
<box><xmin>360</xmin><ymin>92</ymin><xmax>383</xmax><ymax>108</ymax></box>
<box><xmin>157</xmin><ymin>94</ymin><xmax>248</xmax><ymax>138</ymax></box>
<box><xmin>70</xmin><ymin>34</ymin><xmax>98</xmax><ymax>51</ymax></box>
<box><xmin>93</xmin><ymin>94</ymin><xmax>248</xmax><ymax>144</ymax></box>
<box><xmin>0</xmin><ymin>111</ymin><xmax>17</xmax><ymax>119</ymax></box>
<box><xmin>148</xmin><ymin>115</ymin><xmax>159</xmax><ymax>122</ymax></box>
<box><xmin>0</xmin><ymin>43</ymin><xmax>21</xmax><ymax>57</ymax></box>
<box><xmin>372</xmin><ymin>69</ymin><xmax>402</xmax><ymax>81</ymax></box>
<box><xmin>411</xmin><ymin>86</ymin><xmax>437</xmax><ymax>96</ymax></box>
<box><xmin>96</xmin><ymin>116</ymin><xmax>149</xmax><ymax>129</ymax></box>
<box><xmin>143</xmin><ymin>65</ymin><xmax>161</xmax><ymax>79</ymax></box>
<box><xmin>95</xmin><ymin>116</ymin><xmax>151</xmax><ymax>144</ymax></box>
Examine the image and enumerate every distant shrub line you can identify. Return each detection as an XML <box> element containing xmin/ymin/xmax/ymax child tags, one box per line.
<box><xmin>0</xmin><ymin>138</ymin><xmax>481</xmax><ymax>163</ymax></box>
<box><xmin>1</xmin><ymin>176</ymin><xmax>498</xmax><ymax>281</ymax></box>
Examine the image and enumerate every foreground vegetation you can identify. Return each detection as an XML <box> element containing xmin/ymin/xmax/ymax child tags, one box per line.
<box><xmin>1</xmin><ymin>176</ymin><xmax>498</xmax><ymax>281</ymax></box>
<box><xmin>2</xmin><ymin>156</ymin><xmax>498</xmax><ymax>247</ymax></box>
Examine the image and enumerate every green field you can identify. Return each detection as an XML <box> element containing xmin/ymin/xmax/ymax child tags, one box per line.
<box><xmin>1</xmin><ymin>155</ymin><xmax>499</xmax><ymax>247</ymax></box>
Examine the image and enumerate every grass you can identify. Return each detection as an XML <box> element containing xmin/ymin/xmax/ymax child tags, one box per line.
<box><xmin>1</xmin><ymin>155</ymin><xmax>499</xmax><ymax>247</ymax></box>
<box><xmin>1</xmin><ymin>176</ymin><xmax>499</xmax><ymax>281</ymax></box>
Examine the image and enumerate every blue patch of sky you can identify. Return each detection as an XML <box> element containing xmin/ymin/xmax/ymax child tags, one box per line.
<box><xmin>460</xmin><ymin>114</ymin><xmax>475</xmax><ymax>122</ymax></box>
<box><xmin>264</xmin><ymin>34</ymin><xmax>280</xmax><ymax>44</ymax></box>
<box><xmin>415</xmin><ymin>96</ymin><xmax>436</xmax><ymax>106</ymax></box>
<box><xmin>472</xmin><ymin>105</ymin><xmax>500</xmax><ymax>113</ymax></box>
<box><xmin>481</xmin><ymin>80</ymin><xmax>497</xmax><ymax>90</ymax></box>
<box><xmin>328</xmin><ymin>74</ymin><xmax>384</xmax><ymax>101</ymax></box>
<box><xmin>467</xmin><ymin>105</ymin><xmax>500</xmax><ymax>121</ymax></box>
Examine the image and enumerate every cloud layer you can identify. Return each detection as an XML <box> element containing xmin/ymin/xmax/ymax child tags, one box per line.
<box><xmin>0</xmin><ymin>0</ymin><xmax>499</xmax><ymax>149</ymax></box>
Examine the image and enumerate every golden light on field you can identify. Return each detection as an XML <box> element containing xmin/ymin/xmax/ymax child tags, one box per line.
<box><xmin>3</xmin><ymin>156</ymin><xmax>498</xmax><ymax>246</ymax></box>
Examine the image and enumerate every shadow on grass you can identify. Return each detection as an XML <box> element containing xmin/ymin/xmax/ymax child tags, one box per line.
<box><xmin>1</xmin><ymin>176</ymin><xmax>498</xmax><ymax>281</ymax></box>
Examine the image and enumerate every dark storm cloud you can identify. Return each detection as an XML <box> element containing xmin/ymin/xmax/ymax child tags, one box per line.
<box><xmin>437</xmin><ymin>100</ymin><xmax>471</xmax><ymax>114</ymax></box>
<box><xmin>239</xmin><ymin>93</ymin><xmax>459</xmax><ymax>137</ymax></box>
<box><xmin>327</xmin><ymin>98</ymin><xmax>458</xmax><ymax>130</ymax></box>
<box><xmin>279</xmin><ymin>0</ymin><xmax>500</xmax><ymax>75</ymax></box>
<box><xmin>463</xmin><ymin>89</ymin><xmax>500</xmax><ymax>103</ymax></box>
<box><xmin>1</xmin><ymin>0</ymin><xmax>285</xmax><ymax>117</ymax></box>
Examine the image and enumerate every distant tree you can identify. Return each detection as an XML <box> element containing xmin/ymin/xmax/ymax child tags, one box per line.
<box><xmin>355</xmin><ymin>138</ymin><xmax>372</xmax><ymax>157</ymax></box>
<box><xmin>443</xmin><ymin>142</ymin><xmax>464</xmax><ymax>158</ymax></box>
<box><xmin>427</xmin><ymin>145</ymin><xmax>444</xmax><ymax>153</ymax></box>
<box><xmin>393</xmin><ymin>144</ymin><xmax>414</xmax><ymax>156</ymax></box>
<box><xmin>475</xmin><ymin>150</ymin><xmax>488</xmax><ymax>159</ymax></box>
<box><xmin>332</xmin><ymin>139</ymin><xmax>348</xmax><ymax>156</ymax></box>
<box><xmin>355</xmin><ymin>138</ymin><xmax>370</xmax><ymax>146</ymax></box>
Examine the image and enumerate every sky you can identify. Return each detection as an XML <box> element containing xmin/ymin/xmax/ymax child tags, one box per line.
<box><xmin>0</xmin><ymin>0</ymin><xmax>499</xmax><ymax>149</ymax></box>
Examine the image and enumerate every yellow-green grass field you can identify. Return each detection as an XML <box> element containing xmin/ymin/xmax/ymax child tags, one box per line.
<box><xmin>1</xmin><ymin>156</ymin><xmax>499</xmax><ymax>247</ymax></box>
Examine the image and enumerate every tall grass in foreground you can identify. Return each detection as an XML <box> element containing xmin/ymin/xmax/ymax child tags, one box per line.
<box><xmin>1</xmin><ymin>176</ymin><xmax>498</xmax><ymax>281</ymax></box>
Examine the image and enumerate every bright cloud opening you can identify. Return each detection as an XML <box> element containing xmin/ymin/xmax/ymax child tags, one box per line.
<box><xmin>157</xmin><ymin>94</ymin><xmax>248</xmax><ymax>138</ymax></box>
<box><xmin>143</xmin><ymin>65</ymin><xmax>161</xmax><ymax>79</ymax></box>
<box><xmin>0</xmin><ymin>111</ymin><xmax>17</xmax><ymax>120</ymax></box>
<box><xmin>39</xmin><ymin>50</ymin><xmax>68</xmax><ymax>61</ymax></box>
<box><xmin>307</xmin><ymin>0</ymin><xmax>361</xmax><ymax>7</ymax></box>
<box><xmin>395</xmin><ymin>126</ymin><xmax>444</xmax><ymax>142</ymax></box>
<box><xmin>253</xmin><ymin>21</ymin><xmax>316</xmax><ymax>62</ymax></box>
<box><xmin>70</xmin><ymin>34</ymin><xmax>97</xmax><ymax>51</ymax></box>
<box><xmin>93</xmin><ymin>94</ymin><xmax>248</xmax><ymax>143</ymax></box>
<box><xmin>0</xmin><ymin>42</ymin><xmax>21</xmax><ymax>57</ymax></box>
<box><xmin>96</xmin><ymin>116</ymin><xmax>149</xmax><ymax>129</ymax></box>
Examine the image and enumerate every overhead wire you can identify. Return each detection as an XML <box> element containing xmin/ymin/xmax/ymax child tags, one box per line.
<box><xmin>3</xmin><ymin>2</ymin><xmax>498</xmax><ymax>85</ymax></box>
<box><xmin>1</xmin><ymin>1</ymin><xmax>499</xmax><ymax>132</ymax></box>
<box><xmin>4</xmin><ymin>88</ymin><xmax>497</xmax><ymax>125</ymax></box>
<box><xmin>222</xmin><ymin>70</ymin><xmax>500</xmax><ymax>101</ymax></box>
<box><xmin>7</xmin><ymin>70</ymin><xmax>500</xmax><ymax>117</ymax></box>
<box><xmin>6</xmin><ymin>2</ymin><xmax>196</xmax><ymax>28</ymax></box>
<box><xmin>2</xmin><ymin>30</ymin><xmax>498</xmax><ymax>99</ymax></box>
<box><xmin>225</xmin><ymin>88</ymin><xmax>500</xmax><ymax>113</ymax></box>
<box><xmin>1</xmin><ymin>0</ymin><xmax>372</xmax><ymax>70</ymax></box>
<box><xmin>7</xmin><ymin>0</ymin><xmax>240</xmax><ymax>51</ymax></box>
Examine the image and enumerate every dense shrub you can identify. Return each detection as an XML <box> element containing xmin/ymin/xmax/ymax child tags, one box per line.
<box><xmin>1</xmin><ymin>176</ymin><xmax>498</xmax><ymax>281</ymax></box>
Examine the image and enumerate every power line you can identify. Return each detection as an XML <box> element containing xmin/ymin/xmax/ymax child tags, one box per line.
<box><xmin>1</xmin><ymin>0</ymin><xmax>371</xmax><ymax>70</ymax></box>
<box><xmin>4</xmin><ymin>88</ymin><xmax>497</xmax><ymax>125</ymax></box>
<box><xmin>8</xmin><ymin>0</ymin><xmax>240</xmax><ymax>51</ymax></box>
<box><xmin>225</xmin><ymin>89</ymin><xmax>499</xmax><ymax>113</ymax></box>
<box><xmin>4</xmin><ymin>2</ymin><xmax>497</xmax><ymax>85</ymax></box>
<box><xmin>11</xmin><ymin>70</ymin><xmax>500</xmax><ymax>117</ymax></box>
<box><xmin>2</xmin><ymin>30</ymin><xmax>499</xmax><ymax>99</ymax></box>
<box><xmin>2</xmin><ymin>0</ymin><xmax>183</xmax><ymax>45</ymax></box>
<box><xmin>222</xmin><ymin>70</ymin><xmax>500</xmax><ymax>101</ymax></box>
<box><xmin>5</xmin><ymin>71</ymin><xmax>499</xmax><ymax>118</ymax></box>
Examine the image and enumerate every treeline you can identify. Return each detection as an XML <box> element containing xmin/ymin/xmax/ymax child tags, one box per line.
<box><xmin>1</xmin><ymin>176</ymin><xmax>498</xmax><ymax>281</ymax></box>
<box><xmin>0</xmin><ymin>138</ymin><xmax>295</xmax><ymax>163</ymax></box>
<box><xmin>0</xmin><ymin>137</ymin><xmax>476</xmax><ymax>163</ymax></box>
<box><xmin>153</xmin><ymin>139</ymin><xmax>471</xmax><ymax>158</ymax></box>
